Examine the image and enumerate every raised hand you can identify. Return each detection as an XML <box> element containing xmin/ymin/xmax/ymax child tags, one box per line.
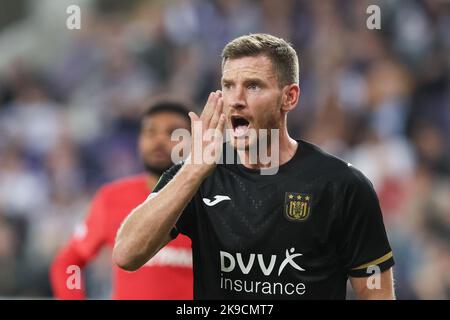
<box><xmin>186</xmin><ymin>90</ymin><xmax>226</xmax><ymax>177</ymax></box>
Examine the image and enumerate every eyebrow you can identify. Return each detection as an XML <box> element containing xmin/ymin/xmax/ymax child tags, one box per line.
<box><xmin>221</xmin><ymin>77</ymin><xmax>267</xmax><ymax>84</ymax></box>
<box><xmin>221</xmin><ymin>77</ymin><xmax>233</xmax><ymax>84</ymax></box>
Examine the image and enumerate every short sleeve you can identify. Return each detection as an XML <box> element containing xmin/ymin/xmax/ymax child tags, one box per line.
<box><xmin>338</xmin><ymin>168</ymin><xmax>394</xmax><ymax>277</ymax></box>
<box><xmin>149</xmin><ymin>161</ymin><xmax>196</xmax><ymax>239</ymax></box>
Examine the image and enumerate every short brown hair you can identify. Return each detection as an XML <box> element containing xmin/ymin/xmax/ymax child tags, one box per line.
<box><xmin>221</xmin><ymin>33</ymin><xmax>299</xmax><ymax>87</ymax></box>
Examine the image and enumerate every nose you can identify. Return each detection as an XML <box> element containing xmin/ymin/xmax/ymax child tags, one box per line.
<box><xmin>228</xmin><ymin>85</ymin><xmax>247</xmax><ymax>111</ymax></box>
<box><xmin>152</xmin><ymin>130</ymin><xmax>171</xmax><ymax>146</ymax></box>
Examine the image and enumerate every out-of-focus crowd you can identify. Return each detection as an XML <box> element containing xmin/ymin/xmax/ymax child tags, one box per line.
<box><xmin>0</xmin><ymin>0</ymin><xmax>449</xmax><ymax>299</ymax></box>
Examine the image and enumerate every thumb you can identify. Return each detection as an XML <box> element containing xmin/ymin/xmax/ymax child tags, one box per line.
<box><xmin>189</xmin><ymin>111</ymin><xmax>202</xmax><ymax>136</ymax></box>
<box><xmin>188</xmin><ymin>111</ymin><xmax>200</xmax><ymax>122</ymax></box>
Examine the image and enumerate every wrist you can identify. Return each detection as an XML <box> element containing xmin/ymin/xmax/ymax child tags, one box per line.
<box><xmin>181</xmin><ymin>157</ymin><xmax>215</xmax><ymax>181</ymax></box>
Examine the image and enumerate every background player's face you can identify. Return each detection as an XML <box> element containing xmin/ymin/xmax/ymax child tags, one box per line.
<box><xmin>138</xmin><ymin>112</ymin><xmax>190</xmax><ymax>175</ymax></box>
<box><xmin>221</xmin><ymin>55</ymin><xmax>284</xmax><ymax>150</ymax></box>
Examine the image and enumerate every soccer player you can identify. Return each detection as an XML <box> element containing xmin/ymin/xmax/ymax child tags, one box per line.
<box><xmin>113</xmin><ymin>34</ymin><xmax>395</xmax><ymax>299</ymax></box>
<box><xmin>50</xmin><ymin>102</ymin><xmax>193</xmax><ymax>299</ymax></box>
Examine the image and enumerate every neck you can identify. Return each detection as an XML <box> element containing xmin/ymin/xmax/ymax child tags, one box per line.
<box><xmin>145</xmin><ymin>172</ymin><xmax>160</xmax><ymax>190</ymax></box>
<box><xmin>237</xmin><ymin>123</ymin><xmax>298</xmax><ymax>170</ymax></box>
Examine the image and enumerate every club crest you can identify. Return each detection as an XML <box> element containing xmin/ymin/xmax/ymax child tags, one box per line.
<box><xmin>284</xmin><ymin>192</ymin><xmax>312</xmax><ymax>221</ymax></box>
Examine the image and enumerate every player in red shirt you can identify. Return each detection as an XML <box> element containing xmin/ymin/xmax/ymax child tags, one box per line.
<box><xmin>50</xmin><ymin>102</ymin><xmax>193</xmax><ymax>299</ymax></box>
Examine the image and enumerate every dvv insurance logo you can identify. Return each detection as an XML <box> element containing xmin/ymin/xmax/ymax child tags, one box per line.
<box><xmin>219</xmin><ymin>248</ymin><xmax>307</xmax><ymax>296</ymax></box>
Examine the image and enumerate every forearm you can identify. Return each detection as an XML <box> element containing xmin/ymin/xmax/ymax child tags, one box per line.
<box><xmin>113</xmin><ymin>163</ymin><xmax>205</xmax><ymax>271</ymax></box>
<box><xmin>114</xmin><ymin>91</ymin><xmax>224</xmax><ymax>271</ymax></box>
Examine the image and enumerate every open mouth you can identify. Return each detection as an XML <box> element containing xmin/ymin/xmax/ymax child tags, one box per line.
<box><xmin>231</xmin><ymin>115</ymin><xmax>251</xmax><ymax>137</ymax></box>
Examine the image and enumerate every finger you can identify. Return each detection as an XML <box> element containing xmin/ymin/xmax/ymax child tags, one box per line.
<box><xmin>188</xmin><ymin>111</ymin><xmax>201</xmax><ymax>164</ymax></box>
<box><xmin>200</xmin><ymin>91</ymin><xmax>219</xmax><ymax>126</ymax></box>
<box><xmin>212</xmin><ymin>113</ymin><xmax>226</xmax><ymax>162</ymax></box>
<box><xmin>209</xmin><ymin>96</ymin><xmax>223</xmax><ymax>129</ymax></box>
<box><xmin>215</xmin><ymin>113</ymin><xmax>226</xmax><ymax>139</ymax></box>
<box><xmin>188</xmin><ymin>111</ymin><xmax>200</xmax><ymax>136</ymax></box>
<box><xmin>199</xmin><ymin>92</ymin><xmax>214</xmax><ymax>119</ymax></box>
<box><xmin>188</xmin><ymin>111</ymin><xmax>200</xmax><ymax>122</ymax></box>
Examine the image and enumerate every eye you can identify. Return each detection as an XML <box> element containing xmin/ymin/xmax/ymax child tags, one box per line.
<box><xmin>248</xmin><ymin>83</ymin><xmax>260</xmax><ymax>91</ymax></box>
<box><xmin>222</xmin><ymin>82</ymin><xmax>232</xmax><ymax>90</ymax></box>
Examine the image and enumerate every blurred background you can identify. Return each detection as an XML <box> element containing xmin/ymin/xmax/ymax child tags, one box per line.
<box><xmin>0</xmin><ymin>0</ymin><xmax>449</xmax><ymax>299</ymax></box>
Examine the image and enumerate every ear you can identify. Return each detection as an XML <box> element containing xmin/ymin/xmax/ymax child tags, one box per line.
<box><xmin>281</xmin><ymin>84</ymin><xmax>300</xmax><ymax>112</ymax></box>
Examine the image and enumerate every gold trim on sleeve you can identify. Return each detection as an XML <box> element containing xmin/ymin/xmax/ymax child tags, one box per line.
<box><xmin>351</xmin><ymin>251</ymin><xmax>393</xmax><ymax>270</ymax></box>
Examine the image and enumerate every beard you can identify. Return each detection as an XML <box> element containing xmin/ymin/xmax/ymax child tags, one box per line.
<box><xmin>143</xmin><ymin>161</ymin><xmax>173</xmax><ymax>176</ymax></box>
